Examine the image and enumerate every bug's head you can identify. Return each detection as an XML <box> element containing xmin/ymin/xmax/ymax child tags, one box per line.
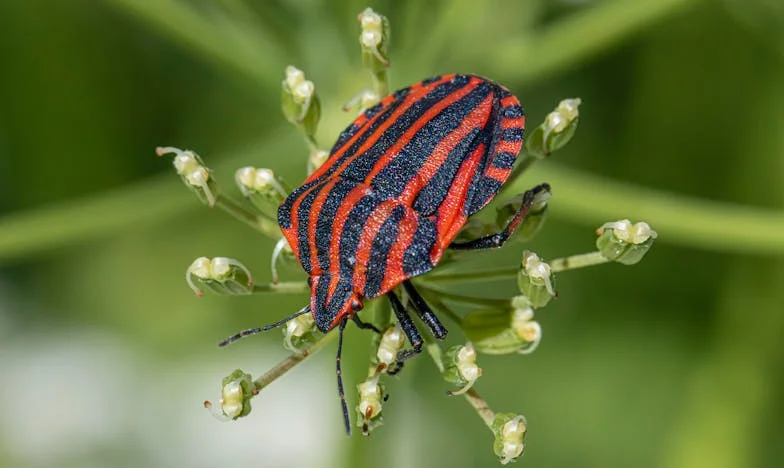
<box><xmin>308</xmin><ymin>274</ymin><xmax>364</xmax><ymax>333</ymax></box>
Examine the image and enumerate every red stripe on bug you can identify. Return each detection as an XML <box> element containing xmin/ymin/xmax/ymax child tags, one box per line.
<box><xmin>309</xmin><ymin>75</ymin><xmax>455</xmax><ymax>183</ymax></box>
<box><xmin>351</xmin><ymin>201</ymin><xmax>399</xmax><ymax>295</ymax></box>
<box><xmin>326</xmin><ymin>184</ymin><xmax>374</xmax><ymax>279</ymax></box>
<box><xmin>364</xmin><ymin>78</ymin><xmax>481</xmax><ymax>183</ymax></box>
<box><xmin>307</xmin><ymin>178</ymin><xmax>341</xmax><ymax>273</ymax></box>
<box><xmin>285</xmin><ymin>183</ymin><xmax>324</xmax><ymax>261</ymax></box>
<box><xmin>500</xmin><ymin>94</ymin><xmax>518</xmax><ymax>107</ymax></box>
<box><xmin>501</xmin><ymin>116</ymin><xmax>524</xmax><ymax>130</ymax></box>
<box><xmin>380</xmin><ymin>208</ymin><xmax>419</xmax><ymax>293</ymax></box>
<box><xmin>433</xmin><ymin>143</ymin><xmax>487</xmax><ymax>251</ymax></box>
<box><xmin>397</xmin><ymin>93</ymin><xmax>494</xmax><ymax>205</ymax></box>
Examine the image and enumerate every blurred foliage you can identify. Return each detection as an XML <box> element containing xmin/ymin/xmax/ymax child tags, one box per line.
<box><xmin>0</xmin><ymin>0</ymin><xmax>783</xmax><ymax>467</ymax></box>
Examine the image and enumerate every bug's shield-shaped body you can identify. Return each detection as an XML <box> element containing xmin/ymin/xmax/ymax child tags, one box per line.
<box><xmin>278</xmin><ymin>74</ymin><xmax>525</xmax><ymax>332</ymax></box>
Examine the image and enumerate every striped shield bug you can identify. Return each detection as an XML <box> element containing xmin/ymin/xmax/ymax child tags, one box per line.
<box><xmin>221</xmin><ymin>73</ymin><xmax>550</xmax><ymax>434</ymax></box>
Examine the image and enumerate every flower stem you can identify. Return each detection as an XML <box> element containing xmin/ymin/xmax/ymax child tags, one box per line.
<box><xmin>463</xmin><ymin>388</ymin><xmax>496</xmax><ymax>430</ymax></box>
<box><xmin>215</xmin><ymin>195</ymin><xmax>281</xmax><ymax>239</ymax></box>
<box><xmin>251</xmin><ymin>281</ymin><xmax>309</xmax><ymax>294</ymax></box>
<box><xmin>549</xmin><ymin>251</ymin><xmax>610</xmax><ymax>273</ymax></box>
<box><xmin>416</xmin><ymin>285</ymin><xmax>509</xmax><ymax>308</ymax></box>
<box><xmin>425</xmin><ymin>268</ymin><xmax>518</xmax><ymax>284</ymax></box>
<box><xmin>424</xmin><ymin>339</ymin><xmax>496</xmax><ymax>430</ymax></box>
<box><xmin>371</xmin><ymin>68</ymin><xmax>389</xmax><ymax>98</ymax></box>
<box><xmin>253</xmin><ymin>330</ymin><xmax>336</xmax><ymax>392</ymax></box>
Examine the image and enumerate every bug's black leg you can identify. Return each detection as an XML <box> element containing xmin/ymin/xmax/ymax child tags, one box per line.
<box><xmin>218</xmin><ymin>305</ymin><xmax>311</xmax><ymax>346</ymax></box>
<box><xmin>402</xmin><ymin>281</ymin><xmax>447</xmax><ymax>340</ymax></box>
<box><xmin>450</xmin><ymin>183</ymin><xmax>550</xmax><ymax>250</ymax></box>
<box><xmin>351</xmin><ymin>314</ymin><xmax>382</xmax><ymax>334</ymax></box>
<box><xmin>386</xmin><ymin>361</ymin><xmax>404</xmax><ymax>375</ymax></box>
<box><xmin>387</xmin><ymin>290</ymin><xmax>423</xmax><ymax>362</ymax></box>
<box><xmin>336</xmin><ymin>317</ymin><xmax>352</xmax><ymax>436</ymax></box>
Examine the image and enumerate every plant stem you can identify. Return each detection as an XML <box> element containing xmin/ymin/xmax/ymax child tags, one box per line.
<box><xmin>215</xmin><ymin>195</ymin><xmax>282</xmax><ymax>239</ymax></box>
<box><xmin>251</xmin><ymin>281</ymin><xmax>309</xmax><ymax>294</ymax></box>
<box><xmin>425</xmin><ymin>268</ymin><xmax>518</xmax><ymax>284</ymax></box>
<box><xmin>371</xmin><ymin>68</ymin><xmax>389</xmax><ymax>98</ymax></box>
<box><xmin>549</xmin><ymin>251</ymin><xmax>609</xmax><ymax>273</ymax></box>
<box><xmin>253</xmin><ymin>330</ymin><xmax>336</xmax><ymax>392</ymax></box>
<box><xmin>462</xmin><ymin>388</ymin><xmax>496</xmax><ymax>430</ymax></box>
<box><xmin>417</xmin><ymin>286</ymin><xmax>509</xmax><ymax>308</ymax></box>
<box><xmin>424</xmin><ymin>339</ymin><xmax>496</xmax><ymax>430</ymax></box>
<box><xmin>521</xmin><ymin>161</ymin><xmax>784</xmax><ymax>255</ymax></box>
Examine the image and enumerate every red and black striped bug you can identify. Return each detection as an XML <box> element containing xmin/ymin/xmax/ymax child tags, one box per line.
<box><xmin>221</xmin><ymin>73</ymin><xmax>550</xmax><ymax>434</ymax></box>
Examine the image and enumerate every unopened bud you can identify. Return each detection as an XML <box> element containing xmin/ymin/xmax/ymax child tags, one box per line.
<box><xmin>525</xmin><ymin>98</ymin><xmax>581</xmax><ymax>158</ymax></box>
<box><xmin>375</xmin><ymin>325</ymin><xmax>406</xmax><ymax>370</ymax></box>
<box><xmin>358</xmin><ymin>8</ymin><xmax>390</xmax><ymax>72</ymax></box>
<box><xmin>492</xmin><ymin>413</ymin><xmax>527</xmax><ymax>464</ymax></box>
<box><xmin>596</xmin><ymin>219</ymin><xmax>657</xmax><ymax>265</ymax></box>
<box><xmin>282</xmin><ymin>310</ymin><xmax>318</xmax><ymax>352</ymax></box>
<box><xmin>356</xmin><ymin>375</ymin><xmax>386</xmax><ymax>435</ymax></box>
<box><xmin>235</xmin><ymin>167</ymin><xmax>289</xmax><ymax>218</ymax></box>
<box><xmin>204</xmin><ymin>369</ymin><xmax>257</xmax><ymax>421</ymax></box>
<box><xmin>518</xmin><ymin>251</ymin><xmax>556</xmax><ymax>307</ymax></box>
<box><xmin>156</xmin><ymin>146</ymin><xmax>218</xmax><ymax>207</ymax></box>
<box><xmin>443</xmin><ymin>343</ymin><xmax>482</xmax><ymax>396</ymax></box>
<box><xmin>281</xmin><ymin>66</ymin><xmax>321</xmax><ymax>138</ymax></box>
<box><xmin>186</xmin><ymin>256</ymin><xmax>254</xmax><ymax>296</ymax></box>
<box><xmin>464</xmin><ymin>296</ymin><xmax>542</xmax><ymax>355</ymax></box>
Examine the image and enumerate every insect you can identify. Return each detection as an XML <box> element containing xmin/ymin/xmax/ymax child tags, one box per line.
<box><xmin>221</xmin><ymin>73</ymin><xmax>549</xmax><ymax>434</ymax></box>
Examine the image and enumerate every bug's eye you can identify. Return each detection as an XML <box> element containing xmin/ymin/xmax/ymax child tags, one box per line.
<box><xmin>350</xmin><ymin>299</ymin><xmax>362</xmax><ymax>311</ymax></box>
<box><xmin>307</xmin><ymin>277</ymin><xmax>314</xmax><ymax>287</ymax></box>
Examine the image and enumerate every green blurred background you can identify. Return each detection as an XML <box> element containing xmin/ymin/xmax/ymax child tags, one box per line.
<box><xmin>1</xmin><ymin>0</ymin><xmax>782</xmax><ymax>467</ymax></box>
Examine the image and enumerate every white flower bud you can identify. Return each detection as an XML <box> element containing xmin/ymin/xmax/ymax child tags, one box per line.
<box><xmin>157</xmin><ymin>146</ymin><xmax>217</xmax><ymax>206</ymax></box>
<box><xmin>376</xmin><ymin>325</ymin><xmax>405</xmax><ymax>368</ymax></box>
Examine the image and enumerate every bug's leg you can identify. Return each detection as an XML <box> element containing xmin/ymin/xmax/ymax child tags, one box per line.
<box><xmin>351</xmin><ymin>314</ymin><xmax>382</xmax><ymax>334</ymax></box>
<box><xmin>449</xmin><ymin>183</ymin><xmax>550</xmax><ymax>251</ymax></box>
<box><xmin>386</xmin><ymin>361</ymin><xmax>404</xmax><ymax>375</ymax></box>
<box><xmin>336</xmin><ymin>317</ymin><xmax>352</xmax><ymax>436</ymax></box>
<box><xmin>218</xmin><ymin>305</ymin><xmax>311</xmax><ymax>346</ymax></box>
<box><xmin>402</xmin><ymin>281</ymin><xmax>447</xmax><ymax>339</ymax></box>
<box><xmin>387</xmin><ymin>290</ymin><xmax>423</xmax><ymax>362</ymax></box>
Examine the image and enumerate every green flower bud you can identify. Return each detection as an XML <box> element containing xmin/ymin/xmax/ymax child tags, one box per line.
<box><xmin>525</xmin><ymin>98</ymin><xmax>581</xmax><ymax>158</ymax></box>
<box><xmin>464</xmin><ymin>296</ymin><xmax>542</xmax><ymax>355</ymax></box>
<box><xmin>443</xmin><ymin>343</ymin><xmax>482</xmax><ymax>395</ymax></box>
<box><xmin>358</xmin><ymin>7</ymin><xmax>390</xmax><ymax>72</ymax></box>
<box><xmin>495</xmin><ymin>188</ymin><xmax>551</xmax><ymax>243</ymax></box>
<box><xmin>156</xmin><ymin>146</ymin><xmax>218</xmax><ymax>207</ymax></box>
<box><xmin>282</xmin><ymin>310</ymin><xmax>319</xmax><ymax>352</ymax></box>
<box><xmin>492</xmin><ymin>413</ymin><xmax>527</xmax><ymax>464</ymax></box>
<box><xmin>235</xmin><ymin>167</ymin><xmax>289</xmax><ymax>218</ymax></box>
<box><xmin>204</xmin><ymin>369</ymin><xmax>257</xmax><ymax>421</ymax></box>
<box><xmin>596</xmin><ymin>219</ymin><xmax>657</xmax><ymax>265</ymax></box>
<box><xmin>186</xmin><ymin>256</ymin><xmax>254</xmax><ymax>296</ymax></box>
<box><xmin>356</xmin><ymin>375</ymin><xmax>386</xmax><ymax>435</ymax></box>
<box><xmin>375</xmin><ymin>325</ymin><xmax>406</xmax><ymax>370</ymax></box>
<box><xmin>307</xmin><ymin>149</ymin><xmax>330</xmax><ymax>175</ymax></box>
<box><xmin>281</xmin><ymin>66</ymin><xmax>321</xmax><ymax>138</ymax></box>
<box><xmin>518</xmin><ymin>251</ymin><xmax>556</xmax><ymax>308</ymax></box>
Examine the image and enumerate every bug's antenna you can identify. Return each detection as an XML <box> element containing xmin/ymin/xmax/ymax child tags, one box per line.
<box><xmin>218</xmin><ymin>305</ymin><xmax>311</xmax><ymax>347</ymax></box>
<box><xmin>336</xmin><ymin>317</ymin><xmax>351</xmax><ymax>435</ymax></box>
